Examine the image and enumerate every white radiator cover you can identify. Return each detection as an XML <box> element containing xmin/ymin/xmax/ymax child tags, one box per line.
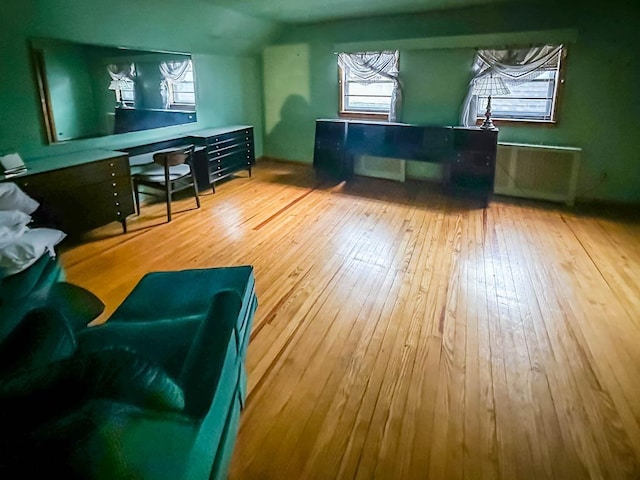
<box><xmin>494</xmin><ymin>142</ymin><xmax>581</xmax><ymax>206</ymax></box>
<box><xmin>354</xmin><ymin>154</ymin><xmax>406</xmax><ymax>182</ymax></box>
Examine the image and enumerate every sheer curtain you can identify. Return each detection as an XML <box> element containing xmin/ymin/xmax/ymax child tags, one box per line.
<box><xmin>159</xmin><ymin>60</ymin><xmax>191</xmax><ymax>109</ymax></box>
<box><xmin>460</xmin><ymin>45</ymin><xmax>563</xmax><ymax>126</ymax></box>
<box><xmin>338</xmin><ymin>51</ymin><xmax>402</xmax><ymax>122</ymax></box>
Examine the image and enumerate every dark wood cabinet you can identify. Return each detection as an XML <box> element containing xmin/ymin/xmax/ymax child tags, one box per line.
<box><xmin>189</xmin><ymin>126</ymin><xmax>255</xmax><ymax>192</ymax></box>
<box><xmin>4</xmin><ymin>150</ymin><xmax>134</xmax><ymax>235</ymax></box>
<box><xmin>450</xmin><ymin>128</ymin><xmax>498</xmax><ymax>203</ymax></box>
<box><xmin>313</xmin><ymin>120</ymin><xmax>350</xmax><ymax>180</ymax></box>
<box><xmin>313</xmin><ymin>119</ymin><xmax>498</xmax><ymax>206</ymax></box>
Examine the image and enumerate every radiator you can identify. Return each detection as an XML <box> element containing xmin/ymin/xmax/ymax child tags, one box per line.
<box><xmin>494</xmin><ymin>142</ymin><xmax>581</xmax><ymax>206</ymax></box>
<box><xmin>354</xmin><ymin>154</ymin><xmax>406</xmax><ymax>182</ymax></box>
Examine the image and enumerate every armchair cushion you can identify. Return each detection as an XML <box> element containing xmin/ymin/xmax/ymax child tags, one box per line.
<box><xmin>0</xmin><ymin>347</ymin><xmax>185</xmax><ymax>431</ymax></box>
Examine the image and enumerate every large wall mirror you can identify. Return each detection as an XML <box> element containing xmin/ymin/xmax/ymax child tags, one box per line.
<box><xmin>31</xmin><ymin>38</ymin><xmax>198</xmax><ymax>143</ymax></box>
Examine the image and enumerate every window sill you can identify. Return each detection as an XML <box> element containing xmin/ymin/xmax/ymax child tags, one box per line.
<box><xmin>339</xmin><ymin>111</ymin><xmax>389</xmax><ymax>121</ymax></box>
<box><xmin>476</xmin><ymin>118</ymin><xmax>557</xmax><ymax>127</ymax></box>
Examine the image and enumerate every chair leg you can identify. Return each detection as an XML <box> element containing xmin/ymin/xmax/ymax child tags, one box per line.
<box><xmin>164</xmin><ymin>165</ymin><xmax>172</xmax><ymax>223</ymax></box>
<box><xmin>133</xmin><ymin>179</ymin><xmax>140</xmax><ymax>215</ymax></box>
<box><xmin>191</xmin><ymin>169</ymin><xmax>200</xmax><ymax>209</ymax></box>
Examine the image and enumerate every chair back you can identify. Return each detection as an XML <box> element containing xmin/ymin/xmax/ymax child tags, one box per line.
<box><xmin>153</xmin><ymin>145</ymin><xmax>194</xmax><ymax>167</ymax></box>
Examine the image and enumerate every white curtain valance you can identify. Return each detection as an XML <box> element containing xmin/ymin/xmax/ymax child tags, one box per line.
<box><xmin>460</xmin><ymin>44</ymin><xmax>563</xmax><ymax>126</ymax></box>
<box><xmin>107</xmin><ymin>63</ymin><xmax>136</xmax><ymax>90</ymax></box>
<box><xmin>159</xmin><ymin>60</ymin><xmax>191</xmax><ymax>84</ymax></box>
<box><xmin>338</xmin><ymin>51</ymin><xmax>402</xmax><ymax>122</ymax></box>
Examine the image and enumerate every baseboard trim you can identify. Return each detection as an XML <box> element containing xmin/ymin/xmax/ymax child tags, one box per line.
<box><xmin>259</xmin><ymin>156</ymin><xmax>311</xmax><ymax>166</ymax></box>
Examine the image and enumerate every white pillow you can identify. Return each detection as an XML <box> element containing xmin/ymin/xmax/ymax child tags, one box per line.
<box><xmin>0</xmin><ymin>210</ymin><xmax>32</xmax><ymax>245</ymax></box>
<box><xmin>0</xmin><ymin>228</ymin><xmax>66</xmax><ymax>277</ymax></box>
<box><xmin>0</xmin><ymin>182</ymin><xmax>39</xmax><ymax>214</ymax></box>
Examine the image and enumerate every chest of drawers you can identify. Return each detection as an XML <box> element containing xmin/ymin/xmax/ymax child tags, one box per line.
<box><xmin>189</xmin><ymin>126</ymin><xmax>255</xmax><ymax>192</ymax></box>
<box><xmin>3</xmin><ymin>151</ymin><xmax>134</xmax><ymax>236</ymax></box>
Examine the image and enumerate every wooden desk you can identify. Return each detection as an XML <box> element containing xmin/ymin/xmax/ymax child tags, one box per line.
<box><xmin>313</xmin><ymin>119</ymin><xmax>498</xmax><ymax>205</ymax></box>
<box><xmin>121</xmin><ymin>125</ymin><xmax>255</xmax><ymax>193</ymax></box>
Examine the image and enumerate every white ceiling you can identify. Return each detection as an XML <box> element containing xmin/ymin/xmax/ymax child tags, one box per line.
<box><xmin>206</xmin><ymin>0</ymin><xmax>522</xmax><ymax>24</ymax></box>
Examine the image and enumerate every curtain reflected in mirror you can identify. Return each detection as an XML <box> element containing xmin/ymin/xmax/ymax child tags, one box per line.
<box><xmin>30</xmin><ymin>38</ymin><xmax>198</xmax><ymax>143</ymax></box>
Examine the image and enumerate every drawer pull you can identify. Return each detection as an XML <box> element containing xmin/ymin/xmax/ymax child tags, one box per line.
<box><xmin>111</xmin><ymin>172</ymin><xmax>116</xmax><ymax>177</ymax></box>
<box><xmin>113</xmin><ymin>192</ymin><xmax>118</xmax><ymax>197</ymax></box>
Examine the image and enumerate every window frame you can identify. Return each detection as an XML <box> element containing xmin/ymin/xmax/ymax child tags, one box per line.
<box><xmin>338</xmin><ymin>52</ymin><xmax>399</xmax><ymax>120</ymax></box>
<box><xmin>476</xmin><ymin>46</ymin><xmax>567</xmax><ymax>126</ymax></box>
<box><xmin>166</xmin><ymin>60</ymin><xmax>196</xmax><ymax>110</ymax></box>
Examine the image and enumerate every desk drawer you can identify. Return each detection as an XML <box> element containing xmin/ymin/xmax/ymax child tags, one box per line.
<box><xmin>205</xmin><ymin>128</ymin><xmax>253</xmax><ymax>146</ymax></box>
<box><xmin>207</xmin><ymin>142</ymin><xmax>253</xmax><ymax>159</ymax></box>
<box><xmin>27</xmin><ymin>156</ymin><xmax>130</xmax><ymax>186</ymax></box>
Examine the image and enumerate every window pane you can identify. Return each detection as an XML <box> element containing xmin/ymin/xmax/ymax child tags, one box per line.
<box><xmin>174</xmin><ymin>92</ymin><xmax>195</xmax><ymax>104</ymax></box>
<box><xmin>174</xmin><ymin>83</ymin><xmax>194</xmax><ymax>93</ymax></box>
<box><xmin>346</xmin><ymin>81</ymin><xmax>394</xmax><ymax>97</ymax></box>
<box><xmin>345</xmin><ymin>95</ymin><xmax>391</xmax><ymax>112</ymax></box>
<box><xmin>476</xmin><ymin>70</ymin><xmax>558</xmax><ymax>120</ymax></box>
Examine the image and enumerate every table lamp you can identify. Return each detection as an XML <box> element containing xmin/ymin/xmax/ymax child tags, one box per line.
<box><xmin>474</xmin><ymin>73</ymin><xmax>510</xmax><ymax>130</ymax></box>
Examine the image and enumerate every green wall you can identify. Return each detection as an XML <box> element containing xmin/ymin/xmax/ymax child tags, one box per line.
<box><xmin>0</xmin><ymin>0</ymin><xmax>278</xmax><ymax>160</ymax></box>
<box><xmin>262</xmin><ymin>1</ymin><xmax>640</xmax><ymax>203</ymax></box>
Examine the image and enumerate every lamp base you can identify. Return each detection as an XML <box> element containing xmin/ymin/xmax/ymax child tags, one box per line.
<box><xmin>480</xmin><ymin>118</ymin><xmax>497</xmax><ymax>130</ymax></box>
<box><xmin>480</xmin><ymin>95</ymin><xmax>498</xmax><ymax>130</ymax></box>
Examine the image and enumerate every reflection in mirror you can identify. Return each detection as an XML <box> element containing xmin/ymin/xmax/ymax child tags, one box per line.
<box><xmin>30</xmin><ymin>38</ymin><xmax>198</xmax><ymax>143</ymax></box>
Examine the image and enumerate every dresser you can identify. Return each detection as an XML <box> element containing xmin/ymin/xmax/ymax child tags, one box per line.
<box><xmin>188</xmin><ymin>126</ymin><xmax>255</xmax><ymax>192</ymax></box>
<box><xmin>313</xmin><ymin>119</ymin><xmax>498</xmax><ymax>206</ymax></box>
<box><xmin>2</xmin><ymin>150</ymin><xmax>134</xmax><ymax>235</ymax></box>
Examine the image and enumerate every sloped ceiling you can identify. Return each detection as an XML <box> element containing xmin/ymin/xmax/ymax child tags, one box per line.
<box><xmin>206</xmin><ymin>0</ymin><xmax>525</xmax><ymax>23</ymax></box>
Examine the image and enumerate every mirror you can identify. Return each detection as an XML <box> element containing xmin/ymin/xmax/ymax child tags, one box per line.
<box><xmin>31</xmin><ymin>38</ymin><xmax>198</xmax><ymax>143</ymax></box>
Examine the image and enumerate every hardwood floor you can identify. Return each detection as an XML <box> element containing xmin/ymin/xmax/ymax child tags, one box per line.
<box><xmin>60</xmin><ymin>159</ymin><xmax>640</xmax><ymax>479</ymax></box>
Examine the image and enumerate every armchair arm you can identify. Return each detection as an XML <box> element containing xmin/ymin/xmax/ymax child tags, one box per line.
<box><xmin>179</xmin><ymin>289</ymin><xmax>242</xmax><ymax>418</ymax></box>
<box><xmin>76</xmin><ymin>317</ymin><xmax>200</xmax><ymax>379</ymax></box>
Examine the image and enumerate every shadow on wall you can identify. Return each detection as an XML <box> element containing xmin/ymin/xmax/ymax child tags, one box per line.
<box><xmin>266</xmin><ymin>94</ymin><xmax>316</xmax><ymax>163</ymax></box>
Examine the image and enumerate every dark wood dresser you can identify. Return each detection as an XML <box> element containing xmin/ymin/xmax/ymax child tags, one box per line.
<box><xmin>313</xmin><ymin>119</ymin><xmax>498</xmax><ymax>206</ymax></box>
<box><xmin>188</xmin><ymin>126</ymin><xmax>255</xmax><ymax>192</ymax></box>
<box><xmin>1</xmin><ymin>150</ymin><xmax>134</xmax><ymax>235</ymax></box>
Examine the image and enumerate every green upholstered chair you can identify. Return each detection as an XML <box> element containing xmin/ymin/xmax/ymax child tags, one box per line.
<box><xmin>0</xmin><ymin>266</ymin><xmax>258</xmax><ymax>480</ymax></box>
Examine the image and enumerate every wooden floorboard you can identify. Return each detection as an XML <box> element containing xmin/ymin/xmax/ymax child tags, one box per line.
<box><xmin>59</xmin><ymin>159</ymin><xmax>640</xmax><ymax>479</ymax></box>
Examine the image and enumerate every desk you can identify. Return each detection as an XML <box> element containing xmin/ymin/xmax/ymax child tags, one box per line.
<box><xmin>120</xmin><ymin>125</ymin><xmax>255</xmax><ymax>193</ymax></box>
<box><xmin>313</xmin><ymin>119</ymin><xmax>498</xmax><ymax>205</ymax></box>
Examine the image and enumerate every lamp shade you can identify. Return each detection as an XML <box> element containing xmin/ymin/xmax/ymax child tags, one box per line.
<box><xmin>474</xmin><ymin>73</ymin><xmax>510</xmax><ymax>96</ymax></box>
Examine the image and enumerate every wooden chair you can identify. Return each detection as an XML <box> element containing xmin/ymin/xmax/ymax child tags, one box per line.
<box><xmin>132</xmin><ymin>145</ymin><xmax>200</xmax><ymax>222</ymax></box>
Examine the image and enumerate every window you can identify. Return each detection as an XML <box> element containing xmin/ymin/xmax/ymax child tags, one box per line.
<box><xmin>167</xmin><ymin>60</ymin><xmax>195</xmax><ymax>108</ymax></box>
<box><xmin>116</xmin><ymin>79</ymin><xmax>135</xmax><ymax>105</ymax></box>
<box><xmin>107</xmin><ymin>63</ymin><xmax>136</xmax><ymax>107</ymax></box>
<box><xmin>476</xmin><ymin>47</ymin><xmax>564</xmax><ymax>123</ymax></box>
<box><xmin>338</xmin><ymin>51</ymin><xmax>399</xmax><ymax>117</ymax></box>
